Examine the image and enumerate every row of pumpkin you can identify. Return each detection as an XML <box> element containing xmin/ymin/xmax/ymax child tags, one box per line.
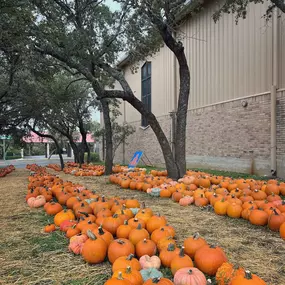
<box><xmin>47</xmin><ymin>162</ymin><xmax>150</xmax><ymax>177</ymax></box>
<box><xmin>25</xmin><ymin>164</ymin><xmax>267</xmax><ymax>285</ymax></box>
<box><xmin>109</xmin><ymin>171</ymin><xmax>285</xmax><ymax>240</ymax></box>
<box><xmin>0</xmin><ymin>165</ymin><xmax>15</xmax><ymax>177</ymax></box>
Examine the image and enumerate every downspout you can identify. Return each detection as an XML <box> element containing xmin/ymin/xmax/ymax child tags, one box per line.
<box><xmin>270</xmin><ymin>8</ymin><xmax>278</xmax><ymax>176</ymax></box>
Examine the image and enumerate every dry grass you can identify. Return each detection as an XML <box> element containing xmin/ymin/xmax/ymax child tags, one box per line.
<box><xmin>1</xmin><ymin>169</ymin><xmax>285</xmax><ymax>285</ymax></box>
<box><xmin>0</xmin><ymin>169</ymin><xmax>112</xmax><ymax>285</ymax></box>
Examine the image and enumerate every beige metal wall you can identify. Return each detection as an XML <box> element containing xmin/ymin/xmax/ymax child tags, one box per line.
<box><xmin>180</xmin><ymin>0</ymin><xmax>280</xmax><ymax>109</ymax></box>
<box><xmin>113</xmin><ymin>0</ymin><xmax>284</xmax><ymax>123</ymax></box>
<box><xmin>279</xmin><ymin>12</ymin><xmax>285</xmax><ymax>88</ymax></box>
<box><xmin>122</xmin><ymin>48</ymin><xmax>175</xmax><ymax>123</ymax></box>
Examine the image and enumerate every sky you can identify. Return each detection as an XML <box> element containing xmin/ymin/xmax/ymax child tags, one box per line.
<box><xmin>92</xmin><ymin>0</ymin><xmax>120</xmax><ymax>122</ymax></box>
<box><xmin>104</xmin><ymin>0</ymin><xmax>121</xmax><ymax>12</ymax></box>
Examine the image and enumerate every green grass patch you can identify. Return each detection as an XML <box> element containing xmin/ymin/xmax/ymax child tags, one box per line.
<box><xmin>190</xmin><ymin>168</ymin><xmax>276</xmax><ymax>181</ymax></box>
<box><xmin>28</xmin><ymin>231</ymin><xmax>68</xmax><ymax>256</ymax></box>
<box><xmin>160</xmin><ymin>267</ymin><xmax>173</xmax><ymax>279</ymax></box>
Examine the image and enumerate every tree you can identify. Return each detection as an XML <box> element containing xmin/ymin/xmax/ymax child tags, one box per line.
<box><xmin>93</xmin><ymin>106</ymin><xmax>135</xmax><ymax>162</ymax></box>
<box><xmin>212</xmin><ymin>0</ymin><xmax>285</xmax><ymax>23</ymax></box>
<box><xmin>21</xmin><ymin>0</ymin><xmax>202</xmax><ymax>179</ymax></box>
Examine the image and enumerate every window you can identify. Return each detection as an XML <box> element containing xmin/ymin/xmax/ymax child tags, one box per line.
<box><xmin>141</xmin><ymin>62</ymin><xmax>151</xmax><ymax>127</ymax></box>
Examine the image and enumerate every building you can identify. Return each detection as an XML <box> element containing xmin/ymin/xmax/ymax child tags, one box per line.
<box><xmin>102</xmin><ymin>0</ymin><xmax>285</xmax><ymax>177</ymax></box>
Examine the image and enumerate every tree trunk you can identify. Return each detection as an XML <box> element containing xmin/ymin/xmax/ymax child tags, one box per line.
<box><xmin>28</xmin><ymin>127</ymin><xmax>64</xmax><ymax>170</ymax></box>
<box><xmin>70</xmin><ymin>141</ymin><xmax>80</xmax><ymax>163</ymax></box>
<box><xmin>86</xmin><ymin>143</ymin><xmax>91</xmax><ymax>163</ymax></box>
<box><xmin>174</xmin><ymin>50</ymin><xmax>190</xmax><ymax>177</ymax></box>
<box><xmin>124</xmin><ymin>95</ymin><xmax>179</xmax><ymax>179</ymax></box>
<box><xmin>101</xmin><ymin>99</ymin><xmax>113</xmax><ymax>175</ymax></box>
<box><xmin>100</xmin><ymin>67</ymin><xmax>180</xmax><ymax>179</ymax></box>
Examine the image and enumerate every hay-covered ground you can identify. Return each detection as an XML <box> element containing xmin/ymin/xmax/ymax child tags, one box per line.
<box><xmin>1</xmin><ymin>168</ymin><xmax>285</xmax><ymax>285</ymax></box>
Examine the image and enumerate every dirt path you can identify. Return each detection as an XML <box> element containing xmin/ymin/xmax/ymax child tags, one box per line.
<box><xmin>1</xmin><ymin>169</ymin><xmax>285</xmax><ymax>285</ymax></box>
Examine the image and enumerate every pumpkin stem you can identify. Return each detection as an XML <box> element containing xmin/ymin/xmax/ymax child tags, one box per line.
<box><xmin>273</xmin><ymin>208</ymin><xmax>279</xmax><ymax>215</ymax></box>
<box><xmin>117</xmin><ymin>272</ymin><xmax>123</xmax><ymax>280</ymax></box>
<box><xmin>179</xmin><ymin>246</ymin><xmax>185</xmax><ymax>257</ymax></box>
<box><xmin>143</xmin><ymin>238</ymin><xmax>147</xmax><ymax>243</ymax></box>
<box><xmin>151</xmin><ymin>278</ymin><xmax>161</xmax><ymax>284</ymax></box>
<box><xmin>113</xmin><ymin>214</ymin><xmax>118</xmax><ymax>218</ymax></box>
<box><xmin>137</xmin><ymin>223</ymin><xmax>142</xmax><ymax>230</ymax></box>
<box><xmin>142</xmin><ymin>202</ymin><xmax>146</xmax><ymax>209</ymax></box>
<box><xmin>193</xmin><ymin>232</ymin><xmax>200</xmax><ymax>240</ymax></box>
<box><xmin>126</xmin><ymin>254</ymin><xmax>134</xmax><ymax>260</ymax></box>
<box><xmin>125</xmin><ymin>266</ymin><xmax>132</xmax><ymax>274</ymax></box>
<box><xmin>123</xmin><ymin>220</ymin><xmax>128</xmax><ymax>225</ymax></box>
<box><xmin>134</xmin><ymin>218</ymin><xmax>139</xmax><ymax>222</ymax></box>
<box><xmin>98</xmin><ymin>226</ymin><xmax>105</xmax><ymax>235</ymax></box>
<box><xmin>206</xmin><ymin>279</ymin><xmax>212</xmax><ymax>284</ymax></box>
<box><xmin>188</xmin><ymin>269</ymin><xmax>193</xmax><ymax>274</ymax></box>
<box><xmin>78</xmin><ymin>211</ymin><xmax>89</xmax><ymax>217</ymax></box>
<box><xmin>245</xmin><ymin>270</ymin><xmax>253</xmax><ymax>279</ymax></box>
<box><xmin>117</xmin><ymin>239</ymin><xmax>125</xmax><ymax>245</ymax></box>
<box><xmin>167</xmin><ymin>243</ymin><xmax>176</xmax><ymax>251</ymax></box>
<box><xmin>86</xmin><ymin>229</ymin><xmax>97</xmax><ymax>240</ymax></box>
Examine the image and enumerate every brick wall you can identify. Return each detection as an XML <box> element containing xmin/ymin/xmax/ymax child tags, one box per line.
<box><xmin>113</xmin><ymin>115</ymin><xmax>172</xmax><ymax>167</ymax></box>
<box><xmin>113</xmin><ymin>93</ymin><xmax>285</xmax><ymax>176</ymax></box>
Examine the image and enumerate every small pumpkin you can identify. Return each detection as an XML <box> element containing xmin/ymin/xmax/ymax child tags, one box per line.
<box><xmin>54</xmin><ymin>209</ymin><xmax>75</xmax><ymax>226</ymax></box>
<box><xmin>81</xmin><ymin>230</ymin><xmax>108</xmax><ymax>263</ymax></box>
<box><xmin>108</xmin><ymin>239</ymin><xmax>135</xmax><ymax>264</ymax></box>
<box><xmin>249</xmin><ymin>210</ymin><xmax>268</xmax><ymax>226</ymax></box>
<box><xmin>136</xmin><ymin>239</ymin><xmax>157</xmax><ymax>258</ymax></box>
<box><xmin>173</xmin><ymin>267</ymin><xmax>207</xmax><ymax>285</ymax></box>
<box><xmin>179</xmin><ymin>196</ymin><xmax>194</xmax><ymax>206</ymax></box>
<box><xmin>215</xmin><ymin>262</ymin><xmax>245</xmax><ymax>285</ymax></box>
<box><xmin>268</xmin><ymin>208</ymin><xmax>285</xmax><ymax>231</ymax></box>
<box><xmin>117</xmin><ymin>220</ymin><xmax>133</xmax><ymax>239</ymax></box>
<box><xmin>146</xmin><ymin>215</ymin><xmax>167</xmax><ymax>234</ymax></box>
<box><xmin>280</xmin><ymin>222</ymin><xmax>285</xmax><ymax>239</ymax></box>
<box><xmin>230</xmin><ymin>270</ymin><xmax>266</xmax><ymax>285</ymax></box>
<box><xmin>104</xmin><ymin>272</ymin><xmax>132</xmax><ymax>285</ymax></box>
<box><xmin>27</xmin><ymin>195</ymin><xmax>46</xmax><ymax>208</ymax></box>
<box><xmin>194</xmin><ymin>245</ymin><xmax>228</xmax><ymax>276</ymax></box>
<box><xmin>68</xmin><ymin>234</ymin><xmax>88</xmax><ymax>255</ymax></box>
<box><xmin>129</xmin><ymin>224</ymin><xmax>150</xmax><ymax>246</ymax></box>
<box><xmin>44</xmin><ymin>224</ymin><xmax>56</xmax><ymax>233</ymax></box>
<box><xmin>139</xmin><ymin>255</ymin><xmax>161</xmax><ymax>270</ymax></box>
<box><xmin>159</xmin><ymin>243</ymin><xmax>180</xmax><ymax>267</ymax></box>
<box><xmin>112</xmin><ymin>266</ymin><xmax>144</xmax><ymax>285</ymax></box>
<box><xmin>183</xmin><ymin>233</ymin><xmax>207</xmax><ymax>259</ymax></box>
<box><xmin>140</xmin><ymin>268</ymin><xmax>163</xmax><ymax>282</ymax></box>
<box><xmin>94</xmin><ymin>226</ymin><xmax>114</xmax><ymax>246</ymax></box>
<box><xmin>112</xmin><ymin>254</ymin><xmax>141</xmax><ymax>273</ymax></box>
<box><xmin>170</xmin><ymin>247</ymin><xmax>194</xmax><ymax>275</ymax></box>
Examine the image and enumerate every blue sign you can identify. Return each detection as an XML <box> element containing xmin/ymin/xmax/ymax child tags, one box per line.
<box><xmin>128</xmin><ymin>151</ymin><xmax>143</xmax><ymax>168</ymax></box>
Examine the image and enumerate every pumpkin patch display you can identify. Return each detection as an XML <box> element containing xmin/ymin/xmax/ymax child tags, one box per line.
<box><xmin>24</xmin><ymin>165</ymin><xmax>269</xmax><ymax>285</ymax></box>
<box><xmin>0</xmin><ymin>165</ymin><xmax>15</xmax><ymax>177</ymax></box>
